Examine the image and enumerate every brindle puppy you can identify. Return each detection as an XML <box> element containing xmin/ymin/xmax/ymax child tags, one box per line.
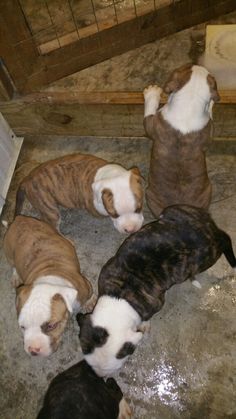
<box><xmin>78</xmin><ymin>205</ymin><xmax>236</xmax><ymax>377</ymax></box>
<box><xmin>37</xmin><ymin>360</ymin><xmax>131</xmax><ymax>419</ymax></box>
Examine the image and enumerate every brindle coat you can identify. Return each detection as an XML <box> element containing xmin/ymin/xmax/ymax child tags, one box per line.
<box><xmin>98</xmin><ymin>205</ymin><xmax>236</xmax><ymax>321</ymax></box>
<box><xmin>144</xmin><ymin>64</ymin><xmax>220</xmax><ymax>217</ymax></box>
<box><xmin>15</xmin><ymin>153</ymin><xmax>143</xmax><ymax>228</ymax></box>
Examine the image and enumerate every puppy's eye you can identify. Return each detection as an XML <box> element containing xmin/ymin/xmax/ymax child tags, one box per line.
<box><xmin>135</xmin><ymin>207</ymin><xmax>142</xmax><ymax>214</ymax></box>
<box><xmin>20</xmin><ymin>325</ymin><xmax>25</xmax><ymax>331</ymax></box>
<box><xmin>41</xmin><ymin>322</ymin><xmax>59</xmax><ymax>333</ymax></box>
<box><xmin>46</xmin><ymin>322</ymin><xmax>58</xmax><ymax>332</ymax></box>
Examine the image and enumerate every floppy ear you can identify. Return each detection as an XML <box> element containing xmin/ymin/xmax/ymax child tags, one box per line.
<box><xmin>93</xmin><ymin>326</ymin><xmax>109</xmax><ymax>346</ymax></box>
<box><xmin>102</xmin><ymin>188</ymin><xmax>118</xmax><ymax>218</ymax></box>
<box><xmin>207</xmin><ymin>74</ymin><xmax>220</xmax><ymax>102</ymax></box>
<box><xmin>58</xmin><ymin>287</ymin><xmax>78</xmax><ymax>313</ymax></box>
<box><xmin>116</xmin><ymin>342</ymin><xmax>136</xmax><ymax>359</ymax></box>
<box><xmin>130</xmin><ymin>167</ymin><xmax>141</xmax><ymax>177</ymax></box>
<box><xmin>164</xmin><ymin>63</ymin><xmax>193</xmax><ymax>94</ymax></box>
<box><xmin>77</xmin><ymin>313</ymin><xmax>109</xmax><ymax>354</ymax></box>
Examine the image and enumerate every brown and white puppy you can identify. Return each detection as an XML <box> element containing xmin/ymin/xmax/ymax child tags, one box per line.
<box><xmin>37</xmin><ymin>360</ymin><xmax>132</xmax><ymax>419</ymax></box>
<box><xmin>15</xmin><ymin>153</ymin><xmax>144</xmax><ymax>234</ymax></box>
<box><xmin>143</xmin><ymin>64</ymin><xmax>220</xmax><ymax>217</ymax></box>
<box><xmin>3</xmin><ymin>215</ymin><xmax>94</xmax><ymax>357</ymax></box>
<box><xmin>78</xmin><ymin>205</ymin><xmax>236</xmax><ymax>377</ymax></box>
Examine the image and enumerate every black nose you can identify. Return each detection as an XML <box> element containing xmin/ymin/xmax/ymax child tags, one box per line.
<box><xmin>30</xmin><ymin>351</ymin><xmax>39</xmax><ymax>356</ymax></box>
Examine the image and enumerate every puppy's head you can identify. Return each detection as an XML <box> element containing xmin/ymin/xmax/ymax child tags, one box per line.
<box><xmin>93</xmin><ymin>166</ymin><xmax>144</xmax><ymax>234</ymax></box>
<box><xmin>16</xmin><ymin>284</ymin><xmax>76</xmax><ymax>356</ymax></box>
<box><xmin>164</xmin><ymin>63</ymin><xmax>220</xmax><ymax>103</ymax></box>
<box><xmin>77</xmin><ymin>296</ymin><xmax>143</xmax><ymax>377</ymax></box>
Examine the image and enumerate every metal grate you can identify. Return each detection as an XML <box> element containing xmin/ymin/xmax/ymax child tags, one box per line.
<box><xmin>18</xmin><ymin>0</ymin><xmax>173</xmax><ymax>55</ymax></box>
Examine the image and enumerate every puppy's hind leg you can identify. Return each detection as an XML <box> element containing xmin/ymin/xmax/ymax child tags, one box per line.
<box><xmin>137</xmin><ymin>320</ymin><xmax>151</xmax><ymax>334</ymax></box>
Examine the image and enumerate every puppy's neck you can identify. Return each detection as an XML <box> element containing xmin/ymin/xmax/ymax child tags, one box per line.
<box><xmin>92</xmin><ymin>164</ymin><xmax>128</xmax><ymax>216</ymax></box>
<box><xmin>92</xmin><ymin>295</ymin><xmax>141</xmax><ymax>331</ymax></box>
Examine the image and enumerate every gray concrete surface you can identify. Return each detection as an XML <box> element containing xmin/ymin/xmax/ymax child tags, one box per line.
<box><xmin>1</xmin><ymin>13</ymin><xmax>236</xmax><ymax>419</ymax></box>
<box><xmin>0</xmin><ymin>134</ymin><xmax>235</xmax><ymax>419</ymax></box>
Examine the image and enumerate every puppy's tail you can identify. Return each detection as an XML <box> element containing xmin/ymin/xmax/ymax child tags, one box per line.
<box><xmin>220</xmin><ymin>230</ymin><xmax>236</xmax><ymax>268</ymax></box>
<box><xmin>14</xmin><ymin>184</ymin><xmax>26</xmax><ymax>217</ymax></box>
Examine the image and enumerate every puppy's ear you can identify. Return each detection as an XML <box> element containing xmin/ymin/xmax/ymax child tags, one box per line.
<box><xmin>164</xmin><ymin>63</ymin><xmax>192</xmax><ymax>94</ymax></box>
<box><xmin>116</xmin><ymin>342</ymin><xmax>136</xmax><ymax>359</ymax></box>
<box><xmin>130</xmin><ymin>166</ymin><xmax>141</xmax><ymax>177</ymax></box>
<box><xmin>102</xmin><ymin>188</ymin><xmax>118</xmax><ymax>218</ymax></box>
<box><xmin>207</xmin><ymin>74</ymin><xmax>220</xmax><ymax>102</ymax></box>
<box><xmin>93</xmin><ymin>326</ymin><xmax>109</xmax><ymax>347</ymax></box>
<box><xmin>77</xmin><ymin>313</ymin><xmax>109</xmax><ymax>354</ymax></box>
<box><xmin>76</xmin><ymin>312</ymin><xmax>87</xmax><ymax>328</ymax></box>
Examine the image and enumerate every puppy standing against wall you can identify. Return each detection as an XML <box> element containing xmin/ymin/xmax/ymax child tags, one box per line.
<box><xmin>37</xmin><ymin>360</ymin><xmax>131</xmax><ymax>419</ymax></box>
<box><xmin>15</xmin><ymin>153</ymin><xmax>144</xmax><ymax>234</ymax></box>
<box><xmin>3</xmin><ymin>215</ymin><xmax>94</xmax><ymax>357</ymax></box>
<box><xmin>78</xmin><ymin>205</ymin><xmax>236</xmax><ymax>377</ymax></box>
<box><xmin>143</xmin><ymin>64</ymin><xmax>220</xmax><ymax>217</ymax></box>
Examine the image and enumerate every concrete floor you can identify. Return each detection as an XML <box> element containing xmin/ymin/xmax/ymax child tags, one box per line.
<box><xmin>1</xmin><ymin>13</ymin><xmax>236</xmax><ymax>419</ymax></box>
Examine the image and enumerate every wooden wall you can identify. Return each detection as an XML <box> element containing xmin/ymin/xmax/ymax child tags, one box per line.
<box><xmin>0</xmin><ymin>91</ymin><xmax>235</xmax><ymax>138</ymax></box>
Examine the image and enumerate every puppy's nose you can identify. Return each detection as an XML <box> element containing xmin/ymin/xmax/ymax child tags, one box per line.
<box><xmin>124</xmin><ymin>225</ymin><xmax>136</xmax><ymax>233</ymax></box>
<box><xmin>28</xmin><ymin>346</ymin><xmax>41</xmax><ymax>356</ymax></box>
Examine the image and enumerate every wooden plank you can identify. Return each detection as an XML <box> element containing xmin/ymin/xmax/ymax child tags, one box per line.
<box><xmin>4</xmin><ymin>90</ymin><xmax>236</xmax><ymax>105</ymax></box>
<box><xmin>23</xmin><ymin>0</ymin><xmax>236</xmax><ymax>93</ymax></box>
<box><xmin>0</xmin><ymin>99</ymin><xmax>235</xmax><ymax>138</ymax></box>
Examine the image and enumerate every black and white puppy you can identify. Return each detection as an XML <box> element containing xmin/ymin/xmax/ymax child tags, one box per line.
<box><xmin>78</xmin><ymin>205</ymin><xmax>236</xmax><ymax>377</ymax></box>
<box><xmin>37</xmin><ymin>360</ymin><xmax>131</xmax><ymax>419</ymax></box>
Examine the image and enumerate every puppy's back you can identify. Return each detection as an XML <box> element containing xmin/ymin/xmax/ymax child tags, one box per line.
<box><xmin>37</xmin><ymin>360</ymin><xmax>123</xmax><ymax>419</ymax></box>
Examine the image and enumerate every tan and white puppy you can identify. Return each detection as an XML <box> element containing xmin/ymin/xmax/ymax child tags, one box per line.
<box><xmin>15</xmin><ymin>153</ymin><xmax>144</xmax><ymax>234</ymax></box>
<box><xmin>3</xmin><ymin>215</ymin><xmax>94</xmax><ymax>357</ymax></box>
<box><xmin>143</xmin><ymin>64</ymin><xmax>220</xmax><ymax>217</ymax></box>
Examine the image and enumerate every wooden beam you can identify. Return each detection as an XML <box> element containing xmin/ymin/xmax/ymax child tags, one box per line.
<box><xmin>0</xmin><ymin>93</ymin><xmax>235</xmax><ymax>138</ymax></box>
<box><xmin>8</xmin><ymin>90</ymin><xmax>236</xmax><ymax>105</ymax></box>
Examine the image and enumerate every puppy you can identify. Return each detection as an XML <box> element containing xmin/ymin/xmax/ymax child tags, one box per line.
<box><xmin>15</xmin><ymin>153</ymin><xmax>144</xmax><ymax>234</ymax></box>
<box><xmin>37</xmin><ymin>360</ymin><xmax>131</xmax><ymax>419</ymax></box>
<box><xmin>78</xmin><ymin>205</ymin><xmax>236</xmax><ymax>376</ymax></box>
<box><xmin>3</xmin><ymin>215</ymin><xmax>94</xmax><ymax>357</ymax></box>
<box><xmin>143</xmin><ymin>64</ymin><xmax>220</xmax><ymax>217</ymax></box>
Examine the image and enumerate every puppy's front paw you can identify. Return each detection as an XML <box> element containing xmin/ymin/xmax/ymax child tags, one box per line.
<box><xmin>137</xmin><ymin>320</ymin><xmax>151</xmax><ymax>334</ymax></box>
<box><xmin>143</xmin><ymin>85</ymin><xmax>163</xmax><ymax>99</ymax></box>
<box><xmin>118</xmin><ymin>398</ymin><xmax>132</xmax><ymax>419</ymax></box>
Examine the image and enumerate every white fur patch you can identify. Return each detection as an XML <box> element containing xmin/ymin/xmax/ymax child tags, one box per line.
<box><xmin>143</xmin><ymin>85</ymin><xmax>163</xmax><ymax>117</ymax></box>
<box><xmin>92</xmin><ymin>165</ymin><xmax>144</xmax><ymax>234</ymax></box>
<box><xmin>192</xmin><ymin>279</ymin><xmax>202</xmax><ymax>289</ymax></box>
<box><xmin>18</xmin><ymin>275</ymin><xmax>78</xmax><ymax>356</ymax></box>
<box><xmin>161</xmin><ymin>65</ymin><xmax>213</xmax><ymax>134</ymax></box>
<box><xmin>85</xmin><ymin>296</ymin><xmax>143</xmax><ymax>377</ymax></box>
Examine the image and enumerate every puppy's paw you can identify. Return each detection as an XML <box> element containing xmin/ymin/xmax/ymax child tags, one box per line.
<box><xmin>118</xmin><ymin>398</ymin><xmax>132</xmax><ymax>419</ymax></box>
<box><xmin>143</xmin><ymin>85</ymin><xmax>163</xmax><ymax>99</ymax></box>
<box><xmin>191</xmin><ymin>279</ymin><xmax>202</xmax><ymax>289</ymax></box>
<box><xmin>137</xmin><ymin>320</ymin><xmax>151</xmax><ymax>334</ymax></box>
